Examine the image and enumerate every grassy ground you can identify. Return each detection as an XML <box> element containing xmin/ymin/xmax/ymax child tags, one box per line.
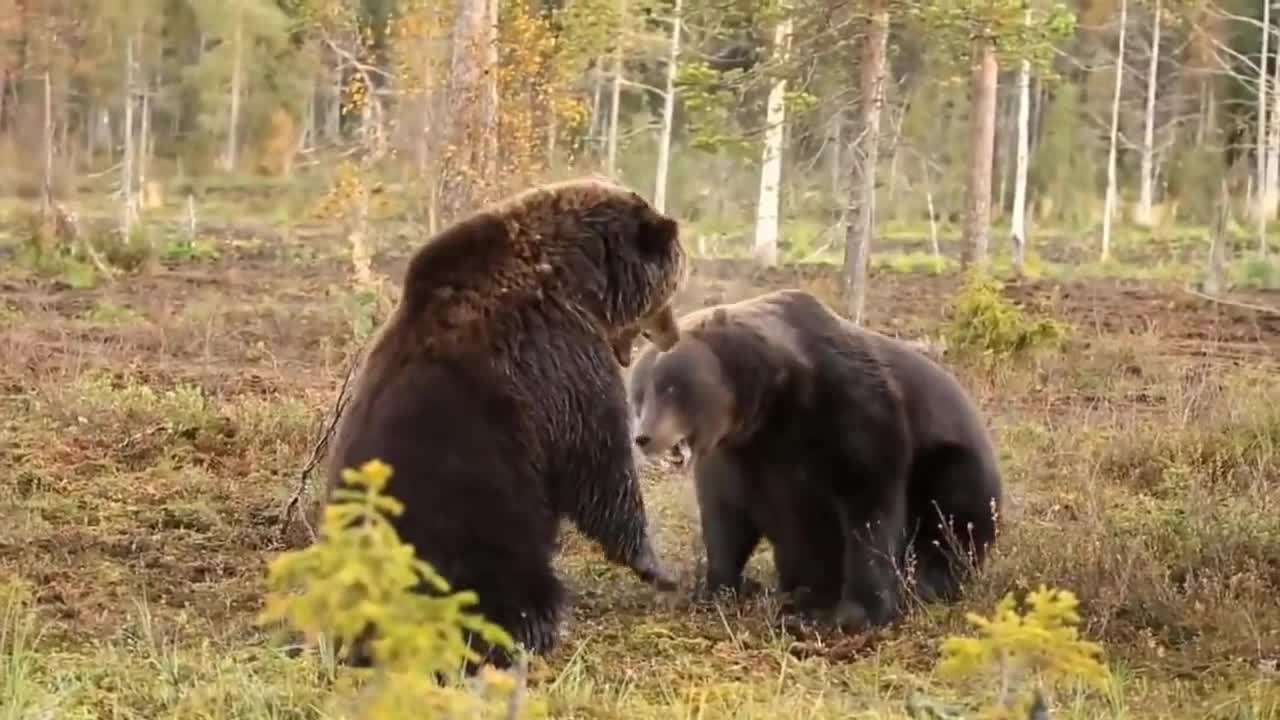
<box><xmin>2</xmin><ymin>202</ymin><xmax>1279</xmax><ymax>718</ymax></box>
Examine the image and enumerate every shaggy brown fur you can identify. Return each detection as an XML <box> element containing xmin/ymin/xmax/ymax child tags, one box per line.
<box><xmin>325</xmin><ymin>178</ymin><xmax>688</xmax><ymax>669</ymax></box>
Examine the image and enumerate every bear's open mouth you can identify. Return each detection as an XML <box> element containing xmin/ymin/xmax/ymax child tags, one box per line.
<box><xmin>666</xmin><ymin>437</ymin><xmax>693</xmax><ymax>468</ymax></box>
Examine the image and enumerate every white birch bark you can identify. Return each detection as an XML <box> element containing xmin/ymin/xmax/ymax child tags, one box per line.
<box><xmin>1101</xmin><ymin>0</ymin><xmax>1127</xmax><ymax>262</ymax></box>
<box><xmin>752</xmin><ymin>9</ymin><xmax>792</xmax><ymax>267</ymax></box>
<box><xmin>652</xmin><ymin>0</ymin><xmax>682</xmax><ymax>213</ymax></box>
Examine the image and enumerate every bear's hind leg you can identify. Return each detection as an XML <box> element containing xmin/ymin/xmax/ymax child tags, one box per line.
<box><xmin>907</xmin><ymin>447</ymin><xmax>1001</xmax><ymax>605</ymax></box>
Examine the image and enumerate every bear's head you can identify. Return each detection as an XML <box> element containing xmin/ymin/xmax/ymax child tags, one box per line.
<box><xmin>626</xmin><ymin>336</ymin><xmax>735</xmax><ymax>468</ymax></box>
<box><xmin>523</xmin><ymin>177</ymin><xmax>687</xmax><ymax>353</ymax></box>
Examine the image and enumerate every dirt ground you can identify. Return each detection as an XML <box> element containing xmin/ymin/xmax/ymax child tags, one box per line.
<box><xmin>2</xmin><ymin>245</ymin><xmax>1279</xmax><ymax>716</ymax></box>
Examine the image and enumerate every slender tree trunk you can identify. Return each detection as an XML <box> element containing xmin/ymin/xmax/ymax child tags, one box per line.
<box><xmin>121</xmin><ymin>35</ymin><xmax>137</xmax><ymax>236</ymax></box>
<box><xmin>828</xmin><ymin>109</ymin><xmax>842</xmax><ymax>199</ymax></box>
<box><xmin>963</xmin><ymin>34</ymin><xmax>998</xmax><ymax>269</ymax></box>
<box><xmin>42</xmin><ymin>70</ymin><xmax>52</xmax><ymax>210</ymax></box>
<box><xmin>653</xmin><ymin>0</ymin><xmax>682</xmax><ymax>212</ymax></box>
<box><xmin>223</xmin><ymin>4</ymin><xmax>244</xmax><ymax>172</ymax></box>
<box><xmin>885</xmin><ymin>105</ymin><xmax>903</xmax><ymax>215</ymax></box>
<box><xmin>753</xmin><ymin>7</ymin><xmax>792</xmax><ymax>267</ymax></box>
<box><xmin>1010</xmin><ymin>8</ymin><xmax>1032</xmax><ymax>276</ymax></box>
<box><xmin>1256</xmin><ymin>0</ymin><xmax>1271</xmax><ymax>228</ymax></box>
<box><xmin>606</xmin><ymin>0</ymin><xmax>625</xmax><ymax>177</ymax></box>
<box><xmin>139</xmin><ymin>77</ymin><xmax>151</xmax><ymax>199</ymax></box>
<box><xmin>922</xmin><ymin>156</ymin><xmax>940</xmax><ymax>258</ymax></box>
<box><xmin>843</xmin><ymin>1</ymin><xmax>888</xmax><ymax>325</ymax></box>
<box><xmin>1265</xmin><ymin>22</ymin><xmax>1280</xmax><ymax>254</ymax></box>
<box><xmin>1101</xmin><ymin>0</ymin><xmax>1128</xmax><ymax>263</ymax></box>
<box><xmin>1204</xmin><ymin>176</ymin><xmax>1230</xmax><ymax>296</ymax></box>
<box><xmin>482</xmin><ymin>0</ymin><xmax>499</xmax><ymax>179</ymax></box>
<box><xmin>1136</xmin><ymin>0</ymin><xmax>1161</xmax><ymax>226</ymax></box>
<box><xmin>589</xmin><ymin>63</ymin><xmax>604</xmax><ymax>153</ymax></box>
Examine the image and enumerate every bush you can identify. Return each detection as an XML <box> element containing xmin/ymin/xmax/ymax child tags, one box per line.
<box><xmin>928</xmin><ymin>587</ymin><xmax>1111</xmax><ymax>720</ymax></box>
<box><xmin>260</xmin><ymin>459</ymin><xmax>542</xmax><ymax>719</ymax></box>
<box><xmin>943</xmin><ymin>272</ymin><xmax>1068</xmax><ymax>363</ymax></box>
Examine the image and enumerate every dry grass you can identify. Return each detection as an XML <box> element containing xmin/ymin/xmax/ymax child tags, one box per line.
<box><xmin>1</xmin><ymin>217</ymin><xmax>1279</xmax><ymax>719</ymax></box>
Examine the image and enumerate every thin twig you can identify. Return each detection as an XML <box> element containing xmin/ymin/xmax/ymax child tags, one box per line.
<box><xmin>280</xmin><ymin>344</ymin><xmax>367</xmax><ymax>543</ymax></box>
<box><xmin>1184</xmin><ymin>288</ymin><xmax>1280</xmax><ymax>316</ymax></box>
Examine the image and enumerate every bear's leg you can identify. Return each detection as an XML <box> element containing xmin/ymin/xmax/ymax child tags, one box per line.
<box><xmin>693</xmin><ymin>453</ymin><xmax>762</xmax><ymax>597</ymax></box>
<box><xmin>907</xmin><ymin>449</ymin><xmax>1000</xmax><ymax>605</ymax></box>
<box><xmin>831</xmin><ymin>488</ymin><xmax>907</xmax><ymax>632</ymax></box>
<box><xmin>562</xmin><ymin>376</ymin><xmax>676</xmax><ymax>591</ymax></box>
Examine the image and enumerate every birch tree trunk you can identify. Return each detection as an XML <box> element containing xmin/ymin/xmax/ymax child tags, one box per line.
<box><xmin>1255</xmin><ymin>0</ymin><xmax>1271</xmax><ymax>229</ymax></box>
<box><xmin>963</xmin><ymin>33</ymin><xmax>998</xmax><ymax>269</ymax></box>
<box><xmin>222</xmin><ymin>4</ymin><xmax>244</xmax><ymax>173</ymax></box>
<box><xmin>843</xmin><ymin>1</ymin><xmax>888</xmax><ymax>325</ymax></box>
<box><xmin>140</xmin><ymin>77</ymin><xmax>151</xmax><ymax>198</ymax></box>
<box><xmin>606</xmin><ymin>0</ymin><xmax>625</xmax><ymax>177</ymax></box>
<box><xmin>42</xmin><ymin>70</ymin><xmax>52</xmax><ymax>211</ymax></box>
<box><xmin>1136</xmin><ymin>0</ymin><xmax>1160</xmax><ymax>226</ymax></box>
<box><xmin>1010</xmin><ymin>8</ymin><xmax>1032</xmax><ymax>275</ymax></box>
<box><xmin>1265</xmin><ymin>18</ymin><xmax>1280</xmax><ymax>254</ymax></box>
<box><xmin>752</xmin><ymin>7</ymin><xmax>792</xmax><ymax>267</ymax></box>
<box><xmin>1101</xmin><ymin>0</ymin><xmax>1128</xmax><ymax>263</ymax></box>
<box><xmin>653</xmin><ymin>0</ymin><xmax>682</xmax><ymax>213</ymax></box>
<box><xmin>121</xmin><ymin>34</ymin><xmax>137</xmax><ymax>236</ymax></box>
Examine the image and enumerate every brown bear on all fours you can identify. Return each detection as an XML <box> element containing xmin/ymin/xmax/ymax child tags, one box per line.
<box><xmin>626</xmin><ymin>289</ymin><xmax>1003</xmax><ymax>632</ymax></box>
<box><xmin>323</xmin><ymin>178</ymin><xmax>688</xmax><ymax>669</ymax></box>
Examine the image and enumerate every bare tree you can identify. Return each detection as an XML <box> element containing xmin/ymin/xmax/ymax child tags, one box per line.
<box><xmin>1135</xmin><ymin>0</ymin><xmax>1161</xmax><ymax>226</ymax></box>
<box><xmin>752</xmin><ymin>4</ymin><xmax>792</xmax><ymax>267</ymax></box>
<box><xmin>653</xmin><ymin>0</ymin><xmax>682</xmax><ymax>212</ymax></box>
<box><xmin>963</xmin><ymin>28</ymin><xmax>998</xmax><ymax>268</ymax></box>
<box><xmin>1010</xmin><ymin>6</ymin><xmax>1033</xmax><ymax>274</ymax></box>
<box><xmin>606</xmin><ymin>0</ymin><xmax>625</xmax><ymax>178</ymax></box>
<box><xmin>1101</xmin><ymin>0</ymin><xmax>1127</xmax><ymax>262</ymax></box>
<box><xmin>222</xmin><ymin>1</ymin><xmax>244</xmax><ymax>172</ymax></box>
<box><xmin>843</xmin><ymin>0</ymin><xmax>888</xmax><ymax>325</ymax></box>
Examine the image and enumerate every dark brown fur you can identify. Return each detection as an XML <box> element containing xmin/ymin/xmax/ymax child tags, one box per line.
<box><xmin>325</xmin><ymin>178</ymin><xmax>688</xmax><ymax>669</ymax></box>
<box><xmin>627</xmin><ymin>289</ymin><xmax>1003</xmax><ymax>632</ymax></box>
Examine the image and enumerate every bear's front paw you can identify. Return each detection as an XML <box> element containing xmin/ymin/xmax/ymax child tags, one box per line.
<box><xmin>637</xmin><ymin>565</ymin><xmax>678</xmax><ymax>592</ymax></box>
<box><xmin>629</xmin><ymin>541</ymin><xmax>678</xmax><ymax>591</ymax></box>
<box><xmin>693</xmin><ymin>576</ymin><xmax>760</xmax><ymax>604</ymax></box>
<box><xmin>830</xmin><ymin>599</ymin><xmax>872</xmax><ymax>634</ymax></box>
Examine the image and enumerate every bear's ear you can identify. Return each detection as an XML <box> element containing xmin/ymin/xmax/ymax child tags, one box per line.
<box><xmin>635</xmin><ymin>212</ymin><xmax>679</xmax><ymax>257</ymax></box>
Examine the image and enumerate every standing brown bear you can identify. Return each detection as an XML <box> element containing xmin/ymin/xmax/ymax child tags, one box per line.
<box><xmin>627</xmin><ymin>289</ymin><xmax>1002</xmax><ymax>633</ymax></box>
<box><xmin>324</xmin><ymin>178</ymin><xmax>688</xmax><ymax>668</ymax></box>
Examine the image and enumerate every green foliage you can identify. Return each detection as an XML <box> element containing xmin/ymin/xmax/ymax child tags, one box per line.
<box><xmin>943</xmin><ymin>272</ymin><xmax>1068</xmax><ymax>361</ymax></box>
<box><xmin>936</xmin><ymin>587</ymin><xmax>1111</xmax><ymax>719</ymax></box>
<box><xmin>260</xmin><ymin>459</ymin><xmax>537</xmax><ymax>718</ymax></box>
<box><xmin>908</xmin><ymin>0</ymin><xmax>1077</xmax><ymax>76</ymax></box>
<box><xmin>874</xmin><ymin>250</ymin><xmax>953</xmax><ymax>275</ymax></box>
<box><xmin>345</xmin><ymin>287</ymin><xmax>383</xmax><ymax>343</ymax></box>
<box><xmin>0</xmin><ymin>581</ymin><xmax>57</xmax><ymax>719</ymax></box>
<box><xmin>11</xmin><ymin>207</ymin><xmax>99</xmax><ymax>288</ymax></box>
<box><xmin>677</xmin><ymin>63</ymin><xmax>755</xmax><ymax>155</ymax></box>
<box><xmin>1231</xmin><ymin>252</ymin><xmax>1280</xmax><ymax>290</ymax></box>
